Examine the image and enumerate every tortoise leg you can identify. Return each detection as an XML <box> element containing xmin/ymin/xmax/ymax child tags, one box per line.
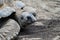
<box><xmin>0</xmin><ymin>19</ymin><xmax>20</xmax><ymax>40</ymax></box>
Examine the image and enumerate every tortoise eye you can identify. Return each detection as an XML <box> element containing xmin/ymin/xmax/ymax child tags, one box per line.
<box><xmin>32</xmin><ymin>13</ymin><xmax>36</xmax><ymax>17</ymax></box>
<box><xmin>21</xmin><ymin>7</ymin><xmax>24</xmax><ymax>9</ymax></box>
<box><xmin>21</xmin><ymin>16</ymin><xmax>23</xmax><ymax>20</ymax></box>
<box><xmin>27</xmin><ymin>16</ymin><xmax>31</xmax><ymax>20</ymax></box>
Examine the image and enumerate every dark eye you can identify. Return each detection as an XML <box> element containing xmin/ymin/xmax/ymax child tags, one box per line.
<box><xmin>32</xmin><ymin>13</ymin><xmax>36</xmax><ymax>17</ymax></box>
<box><xmin>21</xmin><ymin>16</ymin><xmax>23</xmax><ymax>20</ymax></box>
<box><xmin>27</xmin><ymin>16</ymin><xmax>31</xmax><ymax>20</ymax></box>
<box><xmin>21</xmin><ymin>7</ymin><xmax>24</xmax><ymax>9</ymax></box>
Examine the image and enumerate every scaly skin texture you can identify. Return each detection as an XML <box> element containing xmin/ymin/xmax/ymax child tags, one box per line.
<box><xmin>0</xmin><ymin>19</ymin><xmax>20</xmax><ymax>40</ymax></box>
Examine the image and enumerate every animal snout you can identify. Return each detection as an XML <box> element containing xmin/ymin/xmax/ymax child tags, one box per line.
<box><xmin>27</xmin><ymin>16</ymin><xmax>32</xmax><ymax>21</ymax></box>
<box><xmin>27</xmin><ymin>16</ymin><xmax>36</xmax><ymax>23</ymax></box>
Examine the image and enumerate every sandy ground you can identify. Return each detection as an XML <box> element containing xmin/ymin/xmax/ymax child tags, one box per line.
<box><xmin>14</xmin><ymin>0</ymin><xmax>60</xmax><ymax>40</ymax></box>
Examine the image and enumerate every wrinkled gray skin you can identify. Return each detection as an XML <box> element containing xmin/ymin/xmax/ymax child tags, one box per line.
<box><xmin>0</xmin><ymin>10</ymin><xmax>37</xmax><ymax>40</ymax></box>
<box><xmin>0</xmin><ymin>3</ymin><xmax>36</xmax><ymax>40</ymax></box>
<box><xmin>0</xmin><ymin>6</ymin><xmax>19</xmax><ymax>40</ymax></box>
<box><xmin>0</xmin><ymin>19</ymin><xmax>20</xmax><ymax>40</ymax></box>
<box><xmin>17</xmin><ymin>12</ymin><xmax>37</xmax><ymax>28</ymax></box>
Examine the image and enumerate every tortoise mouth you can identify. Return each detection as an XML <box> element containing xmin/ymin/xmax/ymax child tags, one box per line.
<box><xmin>31</xmin><ymin>19</ymin><xmax>40</xmax><ymax>23</ymax></box>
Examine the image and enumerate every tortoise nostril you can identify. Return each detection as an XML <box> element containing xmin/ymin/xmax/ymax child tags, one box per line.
<box><xmin>27</xmin><ymin>16</ymin><xmax>31</xmax><ymax>20</ymax></box>
<box><xmin>21</xmin><ymin>7</ymin><xmax>24</xmax><ymax>9</ymax></box>
<box><xmin>21</xmin><ymin>17</ymin><xmax>23</xmax><ymax>20</ymax></box>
